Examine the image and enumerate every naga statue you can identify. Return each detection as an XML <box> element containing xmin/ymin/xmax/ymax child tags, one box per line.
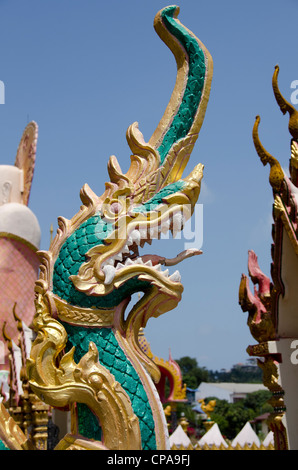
<box><xmin>23</xmin><ymin>6</ymin><xmax>212</xmax><ymax>451</ymax></box>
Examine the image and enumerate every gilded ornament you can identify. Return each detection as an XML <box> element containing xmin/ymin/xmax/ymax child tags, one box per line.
<box><xmin>239</xmin><ymin>65</ymin><xmax>298</xmax><ymax>450</ymax></box>
<box><xmin>26</xmin><ymin>5</ymin><xmax>213</xmax><ymax>451</ymax></box>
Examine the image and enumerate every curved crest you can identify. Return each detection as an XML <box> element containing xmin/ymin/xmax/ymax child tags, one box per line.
<box><xmin>252</xmin><ymin>115</ymin><xmax>284</xmax><ymax>192</ymax></box>
<box><xmin>14</xmin><ymin>121</ymin><xmax>38</xmax><ymax>206</ymax></box>
<box><xmin>272</xmin><ymin>65</ymin><xmax>298</xmax><ymax>140</ymax></box>
<box><xmin>107</xmin><ymin>6</ymin><xmax>213</xmax><ymax>205</ymax></box>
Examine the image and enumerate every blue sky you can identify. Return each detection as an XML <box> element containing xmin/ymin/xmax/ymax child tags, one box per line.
<box><xmin>0</xmin><ymin>0</ymin><xmax>297</xmax><ymax>371</ymax></box>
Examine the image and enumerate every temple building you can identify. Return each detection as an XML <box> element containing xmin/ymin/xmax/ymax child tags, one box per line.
<box><xmin>239</xmin><ymin>66</ymin><xmax>298</xmax><ymax>450</ymax></box>
<box><xmin>0</xmin><ymin>122</ymin><xmax>40</xmax><ymax>374</ymax></box>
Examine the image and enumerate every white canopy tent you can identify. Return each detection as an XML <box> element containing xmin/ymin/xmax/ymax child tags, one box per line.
<box><xmin>169</xmin><ymin>425</ymin><xmax>192</xmax><ymax>448</ymax></box>
<box><xmin>198</xmin><ymin>423</ymin><xmax>228</xmax><ymax>448</ymax></box>
<box><xmin>262</xmin><ymin>431</ymin><xmax>274</xmax><ymax>447</ymax></box>
<box><xmin>232</xmin><ymin>422</ymin><xmax>260</xmax><ymax>448</ymax></box>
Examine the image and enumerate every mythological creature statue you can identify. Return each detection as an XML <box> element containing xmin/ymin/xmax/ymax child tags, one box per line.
<box><xmin>1</xmin><ymin>6</ymin><xmax>213</xmax><ymax>450</ymax></box>
<box><xmin>198</xmin><ymin>399</ymin><xmax>216</xmax><ymax>420</ymax></box>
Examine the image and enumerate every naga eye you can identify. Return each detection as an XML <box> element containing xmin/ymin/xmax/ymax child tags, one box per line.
<box><xmin>102</xmin><ymin>197</ymin><xmax>127</xmax><ymax>222</ymax></box>
<box><xmin>110</xmin><ymin>201</ymin><xmax>122</xmax><ymax>214</ymax></box>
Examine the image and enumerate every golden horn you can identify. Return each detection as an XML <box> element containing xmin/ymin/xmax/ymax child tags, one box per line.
<box><xmin>273</xmin><ymin>65</ymin><xmax>298</xmax><ymax>139</ymax></box>
<box><xmin>253</xmin><ymin>115</ymin><xmax>284</xmax><ymax>192</ymax></box>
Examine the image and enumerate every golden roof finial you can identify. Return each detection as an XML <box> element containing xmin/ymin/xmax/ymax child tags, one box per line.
<box><xmin>179</xmin><ymin>413</ymin><xmax>189</xmax><ymax>433</ymax></box>
<box><xmin>272</xmin><ymin>65</ymin><xmax>298</xmax><ymax>140</ymax></box>
<box><xmin>252</xmin><ymin>115</ymin><xmax>284</xmax><ymax>192</ymax></box>
<box><xmin>2</xmin><ymin>322</ymin><xmax>12</xmax><ymax>351</ymax></box>
<box><xmin>12</xmin><ymin>303</ymin><xmax>22</xmax><ymax>332</ymax></box>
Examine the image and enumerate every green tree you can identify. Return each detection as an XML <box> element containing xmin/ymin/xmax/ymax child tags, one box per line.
<box><xmin>203</xmin><ymin>398</ymin><xmax>253</xmax><ymax>439</ymax></box>
<box><xmin>208</xmin><ymin>361</ymin><xmax>263</xmax><ymax>383</ymax></box>
<box><xmin>176</xmin><ymin>356</ymin><xmax>209</xmax><ymax>389</ymax></box>
<box><xmin>243</xmin><ymin>390</ymin><xmax>272</xmax><ymax>415</ymax></box>
<box><xmin>206</xmin><ymin>391</ymin><xmax>273</xmax><ymax>440</ymax></box>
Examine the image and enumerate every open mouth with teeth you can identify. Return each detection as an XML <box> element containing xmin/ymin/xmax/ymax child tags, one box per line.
<box><xmin>68</xmin><ymin>162</ymin><xmax>204</xmax><ymax>298</ymax></box>
<box><xmin>101</xmin><ymin>216</ymin><xmax>201</xmax><ymax>287</ymax></box>
<box><xmin>70</xmin><ymin>202</ymin><xmax>202</xmax><ymax>298</ymax></box>
<box><xmin>67</xmin><ymin>159</ymin><xmax>205</xmax><ymax>298</ymax></box>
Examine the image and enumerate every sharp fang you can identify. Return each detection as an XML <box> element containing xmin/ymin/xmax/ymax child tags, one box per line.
<box><xmin>172</xmin><ymin>212</ymin><xmax>184</xmax><ymax>237</ymax></box>
<box><xmin>161</xmin><ymin>219</ymin><xmax>170</xmax><ymax>234</ymax></box>
<box><xmin>102</xmin><ymin>258</ymin><xmax>114</xmax><ymax>267</ymax></box>
<box><xmin>125</xmin><ymin>258</ymin><xmax>135</xmax><ymax>266</ymax></box>
<box><xmin>149</xmin><ymin>226</ymin><xmax>159</xmax><ymax>239</ymax></box>
<box><xmin>144</xmin><ymin>260</ymin><xmax>153</xmax><ymax>266</ymax></box>
<box><xmin>163</xmin><ymin>269</ymin><xmax>169</xmax><ymax>277</ymax></box>
<box><xmin>122</xmin><ymin>244</ymin><xmax>130</xmax><ymax>254</ymax></box>
<box><xmin>115</xmin><ymin>262</ymin><xmax>125</xmax><ymax>271</ymax></box>
<box><xmin>130</xmin><ymin>229</ymin><xmax>141</xmax><ymax>245</ymax></box>
<box><xmin>169</xmin><ymin>270</ymin><xmax>181</xmax><ymax>282</ymax></box>
<box><xmin>114</xmin><ymin>253</ymin><xmax>123</xmax><ymax>261</ymax></box>
<box><xmin>135</xmin><ymin>257</ymin><xmax>144</xmax><ymax>264</ymax></box>
<box><xmin>103</xmin><ymin>265</ymin><xmax>116</xmax><ymax>285</ymax></box>
<box><xmin>139</xmin><ymin>228</ymin><xmax>147</xmax><ymax>239</ymax></box>
<box><xmin>173</xmin><ymin>212</ymin><xmax>183</xmax><ymax>227</ymax></box>
<box><xmin>155</xmin><ymin>264</ymin><xmax>162</xmax><ymax>271</ymax></box>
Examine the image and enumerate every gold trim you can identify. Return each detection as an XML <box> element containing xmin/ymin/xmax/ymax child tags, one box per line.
<box><xmin>53</xmin><ymin>295</ymin><xmax>115</xmax><ymax>327</ymax></box>
<box><xmin>274</xmin><ymin>195</ymin><xmax>298</xmax><ymax>256</ymax></box>
<box><xmin>0</xmin><ymin>402</ymin><xmax>32</xmax><ymax>450</ymax></box>
<box><xmin>150</xmin><ymin>6</ymin><xmax>213</xmax><ymax>154</ymax></box>
<box><xmin>272</xmin><ymin>65</ymin><xmax>298</xmax><ymax>140</ymax></box>
<box><xmin>290</xmin><ymin>141</ymin><xmax>298</xmax><ymax>169</ymax></box>
<box><xmin>0</xmin><ymin>231</ymin><xmax>39</xmax><ymax>252</ymax></box>
<box><xmin>252</xmin><ymin>116</ymin><xmax>284</xmax><ymax>192</ymax></box>
<box><xmin>28</xmin><ymin>6</ymin><xmax>211</xmax><ymax>450</ymax></box>
<box><xmin>28</xmin><ymin>289</ymin><xmax>142</xmax><ymax>450</ymax></box>
<box><xmin>54</xmin><ymin>433</ymin><xmax>108</xmax><ymax>450</ymax></box>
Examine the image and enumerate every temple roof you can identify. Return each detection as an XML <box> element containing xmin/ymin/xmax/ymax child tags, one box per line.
<box><xmin>196</xmin><ymin>382</ymin><xmax>267</xmax><ymax>403</ymax></box>
<box><xmin>192</xmin><ymin>403</ymin><xmax>203</xmax><ymax>413</ymax></box>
